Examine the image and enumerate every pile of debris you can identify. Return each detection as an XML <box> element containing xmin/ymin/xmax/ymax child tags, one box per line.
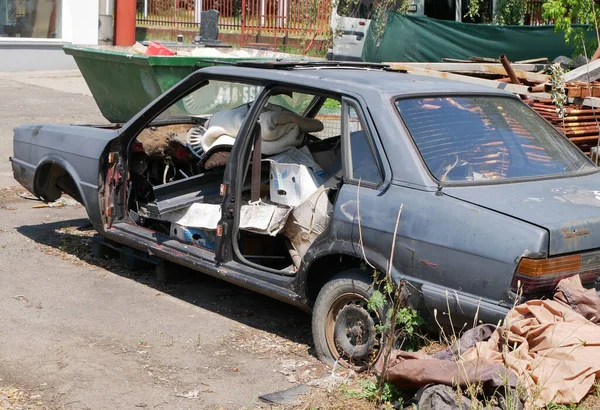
<box><xmin>527</xmin><ymin>99</ymin><xmax>600</xmax><ymax>155</ymax></box>
<box><xmin>387</xmin><ymin>57</ymin><xmax>600</xmax><ymax>159</ymax></box>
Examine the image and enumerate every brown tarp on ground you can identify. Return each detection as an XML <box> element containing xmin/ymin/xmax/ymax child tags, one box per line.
<box><xmin>379</xmin><ymin>275</ymin><xmax>600</xmax><ymax>408</ymax></box>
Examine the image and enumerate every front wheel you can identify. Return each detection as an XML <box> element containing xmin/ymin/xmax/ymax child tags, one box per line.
<box><xmin>312</xmin><ymin>269</ymin><xmax>387</xmax><ymax>370</ymax></box>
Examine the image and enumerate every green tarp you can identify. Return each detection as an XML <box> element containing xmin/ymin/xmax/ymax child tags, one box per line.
<box><xmin>362</xmin><ymin>13</ymin><xmax>593</xmax><ymax>62</ymax></box>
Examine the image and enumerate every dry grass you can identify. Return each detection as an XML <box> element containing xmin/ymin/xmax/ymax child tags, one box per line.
<box><xmin>34</xmin><ymin>224</ymin><xmax>144</xmax><ymax>277</ymax></box>
<box><xmin>288</xmin><ymin>377</ymin><xmax>380</xmax><ymax>410</ymax></box>
<box><xmin>580</xmin><ymin>390</ymin><xmax>600</xmax><ymax>410</ymax></box>
<box><xmin>0</xmin><ymin>386</ymin><xmax>47</xmax><ymax>410</ymax></box>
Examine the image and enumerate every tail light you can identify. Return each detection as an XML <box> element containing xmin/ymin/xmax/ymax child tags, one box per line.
<box><xmin>512</xmin><ymin>253</ymin><xmax>600</xmax><ymax>294</ymax></box>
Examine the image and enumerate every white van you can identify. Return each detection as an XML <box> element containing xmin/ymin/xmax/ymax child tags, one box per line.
<box><xmin>326</xmin><ymin>0</ymin><xmax>424</xmax><ymax>61</ymax></box>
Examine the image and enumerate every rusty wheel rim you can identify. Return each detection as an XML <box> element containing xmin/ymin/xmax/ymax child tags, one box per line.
<box><xmin>324</xmin><ymin>292</ymin><xmax>383</xmax><ymax>370</ymax></box>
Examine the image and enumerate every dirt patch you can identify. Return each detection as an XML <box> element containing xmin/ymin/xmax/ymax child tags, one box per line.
<box><xmin>0</xmin><ymin>386</ymin><xmax>49</xmax><ymax>410</ymax></box>
<box><xmin>0</xmin><ymin>186</ymin><xmax>29</xmax><ymax>207</ymax></box>
<box><xmin>33</xmin><ymin>224</ymin><xmax>151</xmax><ymax>278</ymax></box>
<box><xmin>581</xmin><ymin>391</ymin><xmax>600</xmax><ymax>409</ymax></box>
<box><xmin>137</xmin><ymin>124</ymin><xmax>194</xmax><ymax>155</ymax></box>
<box><xmin>228</xmin><ymin>324</ymin><xmax>328</xmax><ymax>384</ymax></box>
<box><xmin>286</xmin><ymin>377</ymin><xmax>381</xmax><ymax>410</ymax></box>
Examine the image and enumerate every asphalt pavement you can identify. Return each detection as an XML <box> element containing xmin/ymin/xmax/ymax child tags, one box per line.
<box><xmin>0</xmin><ymin>71</ymin><xmax>324</xmax><ymax>409</ymax></box>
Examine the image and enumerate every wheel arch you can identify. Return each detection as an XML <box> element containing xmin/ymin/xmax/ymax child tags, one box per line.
<box><xmin>33</xmin><ymin>156</ymin><xmax>87</xmax><ymax>208</ymax></box>
<box><xmin>303</xmin><ymin>252</ymin><xmax>386</xmax><ymax>307</ymax></box>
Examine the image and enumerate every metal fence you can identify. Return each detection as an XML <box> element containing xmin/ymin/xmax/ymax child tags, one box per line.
<box><xmin>524</xmin><ymin>0</ymin><xmax>550</xmax><ymax>25</ymax></box>
<box><xmin>136</xmin><ymin>0</ymin><xmax>556</xmax><ymax>41</ymax></box>
<box><xmin>136</xmin><ymin>0</ymin><xmax>331</xmax><ymax>37</ymax></box>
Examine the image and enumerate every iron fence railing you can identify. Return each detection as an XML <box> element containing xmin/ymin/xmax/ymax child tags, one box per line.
<box><xmin>136</xmin><ymin>0</ymin><xmax>331</xmax><ymax>37</ymax></box>
<box><xmin>136</xmin><ymin>0</ymin><xmax>558</xmax><ymax>41</ymax></box>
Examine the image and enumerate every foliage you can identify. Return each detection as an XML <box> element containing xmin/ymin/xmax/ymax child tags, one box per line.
<box><xmin>367</xmin><ymin>289</ymin><xmax>386</xmax><ymax>312</ymax></box>
<box><xmin>395</xmin><ymin>307</ymin><xmax>425</xmax><ymax>339</ymax></box>
<box><xmin>550</xmin><ymin>63</ymin><xmax>567</xmax><ymax>119</ymax></box>
<box><xmin>332</xmin><ymin>0</ymin><xmax>410</xmax><ymax>47</ymax></box>
<box><xmin>322</xmin><ymin>98</ymin><xmax>342</xmax><ymax>110</ymax></box>
<box><xmin>466</xmin><ymin>0</ymin><xmax>523</xmax><ymax>25</ymax></box>
<box><xmin>495</xmin><ymin>0</ymin><xmax>525</xmax><ymax>25</ymax></box>
<box><xmin>466</xmin><ymin>0</ymin><xmax>482</xmax><ymax>22</ymax></box>
<box><xmin>367</xmin><ymin>284</ymin><xmax>425</xmax><ymax>353</ymax></box>
<box><xmin>542</xmin><ymin>0</ymin><xmax>600</xmax><ymax>53</ymax></box>
<box><xmin>345</xmin><ymin>378</ymin><xmax>404</xmax><ymax>405</ymax></box>
<box><xmin>372</xmin><ymin>0</ymin><xmax>410</xmax><ymax>46</ymax></box>
<box><xmin>546</xmin><ymin>403</ymin><xmax>584</xmax><ymax>410</ymax></box>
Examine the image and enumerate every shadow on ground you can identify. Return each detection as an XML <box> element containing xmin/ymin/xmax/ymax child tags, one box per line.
<box><xmin>17</xmin><ymin>217</ymin><xmax>314</xmax><ymax>351</ymax></box>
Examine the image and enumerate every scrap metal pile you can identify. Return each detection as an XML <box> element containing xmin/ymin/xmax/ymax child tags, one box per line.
<box><xmin>387</xmin><ymin>57</ymin><xmax>600</xmax><ymax>158</ymax></box>
<box><xmin>527</xmin><ymin>99</ymin><xmax>600</xmax><ymax>155</ymax></box>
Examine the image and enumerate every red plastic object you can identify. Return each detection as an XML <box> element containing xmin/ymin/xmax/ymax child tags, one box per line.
<box><xmin>146</xmin><ymin>42</ymin><xmax>175</xmax><ymax>56</ymax></box>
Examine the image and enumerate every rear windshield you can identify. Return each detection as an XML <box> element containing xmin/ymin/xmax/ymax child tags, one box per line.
<box><xmin>395</xmin><ymin>96</ymin><xmax>596</xmax><ymax>183</ymax></box>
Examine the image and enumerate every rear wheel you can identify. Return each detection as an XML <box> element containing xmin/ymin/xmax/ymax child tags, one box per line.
<box><xmin>312</xmin><ymin>269</ymin><xmax>387</xmax><ymax>370</ymax></box>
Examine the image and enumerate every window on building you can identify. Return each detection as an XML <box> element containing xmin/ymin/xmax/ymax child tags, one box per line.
<box><xmin>0</xmin><ymin>0</ymin><xmax>61</xmax><ymax>39</ymax></box>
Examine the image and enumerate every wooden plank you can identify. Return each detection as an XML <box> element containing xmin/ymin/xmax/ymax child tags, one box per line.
<box><xmin>470</xmin><ymin>57</ymin><xmax>500</xmax><ymax>63</ymax></box>
<box><xmin>386</xmin><ymin>62</ymin><xmax>550</xmax><ymax>82</ymax></box>
<box><xmin>442</xmin><ymin>58</ymin><xmax>472</xmax><ymax>63</ymax></box>
<box><xmin>568</xmin><ymin>96</ymin><xmax>600</xmax><ymax>109</ymax></box>
<box><xmin>385</xmin><ymin>63</ymin><xmax>551</xmax><ymax>98</ymax></box>
<box><xmin>514</xmin><ymin>57</ymin><xmax>550</xmax><ymax>64</ymax></box>
<box><xmin>564</xmin><ymin>60</ymin><xmax>600</xmax><ymax>83</ymax></box>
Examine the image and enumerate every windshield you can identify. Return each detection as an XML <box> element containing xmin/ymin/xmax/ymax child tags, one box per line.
<box><xmin>155</xmin><ymin>80</ymin><xmax>316</xmax><ymax>122</ymax></box>
<box><xmin>395</xmin><ymin>96</ymin><xmax>596</xmax><ymax>183</ymax></box>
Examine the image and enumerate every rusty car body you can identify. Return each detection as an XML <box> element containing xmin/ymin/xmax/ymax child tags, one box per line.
<box><xmin>10</xmin><ymin>62</ymin><xmax>600</xmax><ymax>367</ymax></box>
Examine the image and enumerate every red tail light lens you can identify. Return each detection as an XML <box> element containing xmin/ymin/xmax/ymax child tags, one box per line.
<box><xmin>512</xmin><ymin>253</ymin><xmax>600</xmax><ymax>294</ymax></box>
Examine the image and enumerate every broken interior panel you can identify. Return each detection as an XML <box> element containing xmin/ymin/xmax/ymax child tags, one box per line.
<box><xmin>116</xmin><ymin>79</ymin><xmax>345</xmax><ymax>272</ymax></box>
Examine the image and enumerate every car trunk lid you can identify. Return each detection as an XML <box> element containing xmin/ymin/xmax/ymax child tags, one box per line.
<box><xmin>444</xmin><ymin>173</ymin><xmax>600</xmax><ymax>256</ymax></box>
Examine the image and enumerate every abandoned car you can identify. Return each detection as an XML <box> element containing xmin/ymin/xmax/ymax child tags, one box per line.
<box><xmin>10</xmin><ymin>62</ymin><xmax>600</xmax><ymax>368</ymax></box>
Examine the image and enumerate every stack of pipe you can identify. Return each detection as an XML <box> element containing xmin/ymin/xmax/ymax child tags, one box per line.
<box><xmin>527</xmin><ymin>99</ymin><xmax>600</xmax><ymax>155</ymax></box>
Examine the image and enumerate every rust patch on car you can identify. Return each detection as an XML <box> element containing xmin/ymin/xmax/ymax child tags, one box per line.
<box><xmin>420</xmin><ymin>259</ymin><xmax>438</xmax><ymax>269</ymax></box>
<box><xmin>561</xmin><ymin>228</ymin><xmax>590</xmax><ymax>239</ymax></box>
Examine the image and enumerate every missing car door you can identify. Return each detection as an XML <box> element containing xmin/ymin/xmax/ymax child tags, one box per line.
<box><xmin>227</xmin><ymin>91</ymin><xmax>345</xmax><ymax>274</ymax></box>
<box><xmin>120</xmin><ymin>79</ymin><xmax>266</xmax><ymax>254</ymax></box>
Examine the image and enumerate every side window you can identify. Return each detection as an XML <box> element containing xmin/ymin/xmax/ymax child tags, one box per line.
<box><xmin>267</xmin><ymin>92</ymin><xmax>315</xmax><ymax>114</ymax></box>
<box><xmin>314</xmin><ymin>98</ymin><xmax>342</xmax><ymax>139</ymax></box>
<box><xmin>345</xmin><ymin>103</ymin><xmax>382</xmax><ymax>185</ymax></box>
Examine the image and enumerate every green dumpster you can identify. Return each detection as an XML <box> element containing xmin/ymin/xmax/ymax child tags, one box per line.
<box><xmin>64</xmin><ymin>45</ymin><xmax>316</xmax><ymax>123</ymax></box>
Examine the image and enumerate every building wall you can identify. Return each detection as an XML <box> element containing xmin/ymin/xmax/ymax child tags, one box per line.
<box><xmin>61</xmin><ymin>0</ymin><xmax>99</xmax><ymax>45</ymax></box>
<box><xmin>0</xmin><ymin>0</ymin><xmax>100</xmax><ymax>71</ymax></box>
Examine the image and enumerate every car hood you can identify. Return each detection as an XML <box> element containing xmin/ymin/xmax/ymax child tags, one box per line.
<box><xmin>444</xmin><ymin>172</ymin><xmax>600</xmax><ymax>256</ymax></box>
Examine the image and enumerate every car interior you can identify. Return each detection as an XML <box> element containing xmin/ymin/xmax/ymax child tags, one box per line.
<box><xmin>123</xmin><ymin>80</ymin><xmax>354</xmax><ymax>273</ymax></box>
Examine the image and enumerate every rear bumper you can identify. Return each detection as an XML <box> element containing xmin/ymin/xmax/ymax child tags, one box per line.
<box><xmin>421</xmin><ymin>283</ymin><xmax>510</xmax><ymax>327</ymax></box>
<box><xmin>422</xmin><ymin>280</ymin><xmax>600</xmax><ymax>328</ymax></box>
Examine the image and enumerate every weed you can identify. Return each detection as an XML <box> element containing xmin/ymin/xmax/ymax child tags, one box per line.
<box><xmin>345</xmin><ymin>379</ymin><xmax>403</xmax><ymax>406</ymax></box>
<box><xmin>546</xmin><ymin>403</ymin><xmax>585</xmax><ymax>410</ymax></box>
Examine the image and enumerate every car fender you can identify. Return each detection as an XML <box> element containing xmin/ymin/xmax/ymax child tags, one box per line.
<box><xmin>34</xmin><ymin>154</ymin><xmax>90</xmax><ymax>210</ymax></box>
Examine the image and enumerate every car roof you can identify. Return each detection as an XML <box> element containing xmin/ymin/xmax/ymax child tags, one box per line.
<box><xmin>197</xmin><ymin>64</ymin><xmax>516</xmax><ymax>98</ymax></box>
